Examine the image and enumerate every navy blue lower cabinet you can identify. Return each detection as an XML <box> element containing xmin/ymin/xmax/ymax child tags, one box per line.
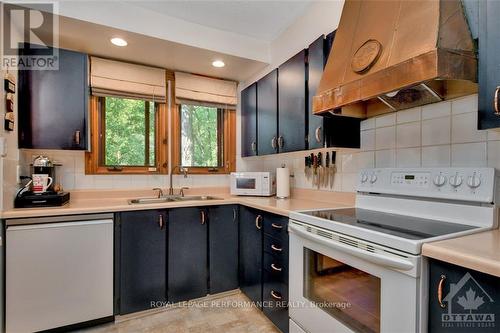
<box><xmin>239</xmin><ymin>206</ymin><xmax>264</xmax><ymax>306</ymax></box>
<box><xmin>117</xmin><ymin>210</ymin><xmax>167</xmax><ymax>315</ymax></box>
<box><xmin>168</xmin><ymin>207</ymin><xmax>209</xmax><ymax>303</ymax></box>
<box><xmin>429</xmin><ymin>259</ymin><xmax>500</xmax><ymax>333</ymax></box>
<box><xmin>208</xmin><ymin>205</ymin><xmax>239</xmax><ymax>294</ymax></box>
<box><xmin>263</xmin><ymin>270</ymin><xmax>289</xmax><ymax>333</ymax></box>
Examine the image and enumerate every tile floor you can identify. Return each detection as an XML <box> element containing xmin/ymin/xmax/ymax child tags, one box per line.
<box><xmin>76</xmin><ymin>292</ymin><xmax>280</xmax><ymax>333</ymax></box>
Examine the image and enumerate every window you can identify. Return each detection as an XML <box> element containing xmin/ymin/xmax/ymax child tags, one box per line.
<box><xmin>86</xmin><ymin>96</ymin><xmax>168</xmax><ymax>174</ymax></box>
<box><xmin>104</xmin><ymin>97</ymin><xmax>156</xmax><ymax>167</ymax></box>
<box><xmin>180</xmin><ymin>104</ymin><xmax>222</xmax><ymax>167</ymax></box>
<box><xmin>173</xmin><ymin>104</ymin><xmax>236</xmax><ymax>174</ymax></box>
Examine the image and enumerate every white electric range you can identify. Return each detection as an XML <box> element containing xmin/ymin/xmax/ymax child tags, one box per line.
<box><xmin>288</xmin><ymin>168</ymin><xmax>497</xmax><ymax>333</ymax></box>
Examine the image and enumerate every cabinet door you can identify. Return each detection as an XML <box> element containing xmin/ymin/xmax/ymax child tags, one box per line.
<box><xmin>18</xmin><ymin>46</ymin><xmax>88</xmax><ymax>149</ymax></box>
<box><xmin>208</xmin><ymin>205</ymin><xmax>239</xmax><ymax>294</ymax></box>
<box><xmin>307</xmin><ymin>35</ymin><xmax>327</xmax><ymax>150</ymax></box>
<box><xmin>257</xmin><ymin>69</ymin><xmax>279</xmax><ymax>155</ymax></box>
<box><xmin>278</xmin><ymin>49</ymin><xmax>307</xmax><ymax>153</ymax></box>
<box><xmin>241</xmin><ymin>83</ymin><xmax>258</xmax><ymax>156</ymax></box>
<box><xmin>119</xmin><ymin>210</ymin><xmax>167</xmax><ymax>314</ymax></box>
<box><xmin>478</xmin><ymin>0</ymin><xmax>500</xmax><ymax>129</ymax></box>
<box><xmin>168</xmin><ymin>207</ymin><xmax>208</xmax><ymax>303</ymax></box>
<box><xmin>239</xmin><ymin>206</ymin><xmax>263</xmax><ymax>306</ymax></box>
<box><xmin>428</xmin><ymin>259</ymin><xmax>500</xmax><ymax>333</ymax></box>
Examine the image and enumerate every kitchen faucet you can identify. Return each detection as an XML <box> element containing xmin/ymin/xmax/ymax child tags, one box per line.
<box><xmin>153</xmin><ymin>188</ymin><xmax>164</xmax><ymax>198</ymax></box>
<box><xmin>169</xmin><ymin>165</ymin><xmax>188</xmax><ymax>195</ymax></box>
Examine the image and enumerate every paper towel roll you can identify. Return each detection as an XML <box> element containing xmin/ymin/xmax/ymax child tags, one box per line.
<box><xmin>276</xmin><ymin>167</ymin><xmax>290</xmax><ymax>198</ymax></box>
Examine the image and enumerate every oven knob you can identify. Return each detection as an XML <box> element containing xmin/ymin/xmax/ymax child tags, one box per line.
<box><xmin>449</xmin><ymin>174</ymin><xmax>463</xmax><ymax>188</ymax></box>
<box><xmin>467</xmin><ymin>174</ymin><xmax>481</xmax><ymax>189</ymax></box>
<box><xmin>433</xmin><ymin>174</ymin><xmax>446</xmax><ymax>187</ymax></box>
<box><xmin>360</xmin><ymin>174</ymin><xmax>368</xmax><ymax>183</ymax></box>
<box><xmin>369</xmin><ymin>174</ymin><xmax>377</xmax><ymax>184</ymax></box>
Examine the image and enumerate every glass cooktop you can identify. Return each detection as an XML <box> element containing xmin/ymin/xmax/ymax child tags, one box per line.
<box><xmin>303</xmin><ymin>208</ymin><xmax>477</xmax><ymax>240</ymax></box>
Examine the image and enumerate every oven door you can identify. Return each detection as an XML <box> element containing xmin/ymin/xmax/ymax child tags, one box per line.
<box><xmin>289</xmin><ymin>221</ymin><xmax>421</xmax><ymax>333</ymax></box>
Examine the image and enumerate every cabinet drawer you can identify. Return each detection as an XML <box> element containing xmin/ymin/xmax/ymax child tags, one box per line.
<box><xmin>263</xmin><ymin>214</ymin><xmax>288</xmax><ymax>239</ymax></box>
<box><xmin>263</xmin><ymin>277</ymin><xmax>289</xmax><ymax>333</ymax></box>
<box><xmin>264</xmin><ymin>233</ymin><xmax>288</xmax><ymax>259</ymax></box>
<box><xmin>264</xmin><ymin>252</ymin><xmax>288</xmax><ymax>284</ymax></box>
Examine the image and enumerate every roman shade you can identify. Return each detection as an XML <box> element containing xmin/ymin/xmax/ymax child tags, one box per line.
<box><xmin>175</xmin><ymin>72</ymin><xmax>237</xmax><ymax>108</ymax></box>
<box><xmin>90</xmin><ymin>57</ymin><xmax>166</xmax><ymax>102</ymax></box>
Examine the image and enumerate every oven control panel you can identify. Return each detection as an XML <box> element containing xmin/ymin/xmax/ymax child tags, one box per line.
<box><xmin>358</xmin><ymin>168</ymin><xmax>496</xmax><ymax>203</ymax></box>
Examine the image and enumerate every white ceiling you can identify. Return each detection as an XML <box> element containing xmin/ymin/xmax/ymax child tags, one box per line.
<box><xmin>126</xmin><ymin>1</ymin><xmax>313</xmax><ymax>42</ymax></box>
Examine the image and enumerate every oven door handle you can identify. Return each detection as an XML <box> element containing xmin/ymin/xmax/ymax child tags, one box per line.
<box><xmin>289</xmin><ymin>224</ymin><xmax>414</xmax><ymax>271</ymax></box>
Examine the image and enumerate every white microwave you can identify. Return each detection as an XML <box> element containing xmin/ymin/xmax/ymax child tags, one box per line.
<box><xmin>230</xmin><ymin>172</ymin><xmax>276</xmax><ymax>196</ymax></box>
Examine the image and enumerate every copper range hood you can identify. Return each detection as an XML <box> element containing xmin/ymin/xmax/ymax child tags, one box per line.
<box><xmin>313</xmin><ymin>0</ymin><xmax>477</xmax><ymax>117</ymax></box>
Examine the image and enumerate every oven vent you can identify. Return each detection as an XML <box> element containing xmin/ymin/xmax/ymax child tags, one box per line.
<box><xmin>293</xmin><ymin>221</ymin><xmax>409</xmax><ymax>259</ymax></box>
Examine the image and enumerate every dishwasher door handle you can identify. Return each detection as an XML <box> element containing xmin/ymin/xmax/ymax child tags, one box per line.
<box><xmin>7</xmin><ymin>219</ymin><xmax>113</xmax><ymax>231</ymax></box>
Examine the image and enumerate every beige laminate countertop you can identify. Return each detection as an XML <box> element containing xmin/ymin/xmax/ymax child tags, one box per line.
<box><xmin>423</xmin><ymin>229</ymin><xmax>500</xmax><ymax>277</ymax></box>
<box><xmin>0</xmin><ymin>188</ymin><xmax>355</xmax><ymax>220</ymax></box>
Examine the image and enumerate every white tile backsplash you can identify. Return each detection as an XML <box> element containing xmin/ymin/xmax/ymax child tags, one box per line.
<box><xmin>375</xmin><ymin>113</ymin><xmax>396</xmax><ymax>128</ymax></box>
<box><xmin>375</xmin><ymin>126</ymin><xmax>396</xmax><ymax>150</ymax></box>
<box><xmin>422</xmin><ymin>145</ymin><xmax>451</xmax><ymax>167</ymax></box>
<box><xmin>451</xmin><ymin>112</ymin><xmax>486</xmax><ymax>143</ymax></box>
<box><xmin>451</xmin><ymin>142</ymin><xmax>487</xmax><ymax>167</ymax></box>
<box><xmin>396</xmin><ymin>148</ymin><xmax>421</xmax><ymax>167</ymax></box>
<box><xmin>422</xmin><ymin>116</ymin><xmax>451</xmax><ymax>146</ymax></box>
<box><xmin>375</xmin><ymin>149</ymin><xmax>396</xmax><ymax>168</ymax></box>
<box><xmin>451</xmin><ymin>94</ymin><xmax>478</xmax><ymax>115</ymax></box>
<box><xmin>422</xmin><ymin>101</ymin><xmax>451</xmax><ymax>119</ymax></box>
<box><xmin>396</xmin><ymin>107</ymin><xmax>421</xmax><ymax>124</ymax></box>
<box><xmin>361</xmin><ymin>129</ymin><xmax>375</xmax><ymax>151</ymax></box>
<box><xmin>396</xmin><ymin>122</ymin><xmax>421</xmax><ymax>148</ymax></box>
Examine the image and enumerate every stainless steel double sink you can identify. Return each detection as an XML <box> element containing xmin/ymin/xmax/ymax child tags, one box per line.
<box><xmin>128</xmin><ymin>195</ymin><xmax>223</xmax><ymax>205</ymax></box>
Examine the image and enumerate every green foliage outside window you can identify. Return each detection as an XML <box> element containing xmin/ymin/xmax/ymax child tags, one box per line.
<box><xmin>104</xmin><ymin>97</ymin><xmax>155</xmax><ymax>166</ymax></box>
<box><xmin>180</xmin><ymin>105</ymin><xmax>220</xmax><ymax>167</ymax></box>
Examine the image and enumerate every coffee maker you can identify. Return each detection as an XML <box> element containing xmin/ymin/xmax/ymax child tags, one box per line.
<box><xmin>15</xmin><ymin>155</ymin><xmax>70</xmax><ymax>208</ymax></box>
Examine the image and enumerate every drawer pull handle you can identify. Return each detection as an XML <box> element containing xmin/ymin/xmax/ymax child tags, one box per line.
<box><xmin>495</xmin><ymin>86</ymin><xmax>500</xmax><ymax>116</ymax></box>
<box><xmin>200</xmin><ymin>210</ymin><xmax>206</xmax><ymax>225</ymax></box>
<box><xmin>271</xmin><ymin>136</ymin><xmax>277</xmax><ymax>150</ymax></box>
<box><xmin>158</xmin><ymin>215</ymin><xmax>164</xmax><ymax>230</ymax></box>
<box><xmin>271</xmin><ymin>223</ymin><xmax>283</xmax><ymax>229</ymax></box>
<box><xmin>271</xmin><ymin>244</ymin><xmax>282</xmax><ymax>252</ymax></box>
<box><xmin>270</xmin><ymin>290</ymin><xmax>282</xmax><ymax>300</ymax></box>
<box><xmin>255</xmin><ymin>215</ymin><xmax>262</xmax><ymax>230</ymax></box>
<box><xmin>438</xmin><ymin>274</ymin><xmax>446</xmax><ymax>308</ymax></box>
<box><xmin>271</xmin><ymin>263</ymin><xmax>282</xmax><ymax>272</ymax></box>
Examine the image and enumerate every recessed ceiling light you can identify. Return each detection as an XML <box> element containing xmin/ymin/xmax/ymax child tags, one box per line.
<box><xmin>212</xmin><ymin>60</ymin><xmax>225</xmax><ymax>68</ymax></box>
<box><xmin>110</xmin><ymin>37</ymin><xmax>128</xmax><ymax>47</ymax></box>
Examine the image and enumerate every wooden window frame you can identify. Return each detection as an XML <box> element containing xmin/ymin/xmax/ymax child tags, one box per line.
<box><xmin>172</xmin><ymin>104</ymin><xmax>236</xmax><ymax>175</ymax></box>
<box><xmin>85</xmin><ymin>95</ymin><xmax>169</xmax><ymax>174</ymax></box>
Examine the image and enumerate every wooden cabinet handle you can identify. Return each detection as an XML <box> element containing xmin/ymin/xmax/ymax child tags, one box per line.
<box><xmin>270</xmin><ymin>290</ymin><xmax>282</xmax><ymax>300</ymax></box>
<box><xmin>315</xmin><ymin>126</ymin><xmax>322</xmax><ymax>143</ymax></box>
<box><xmin>200</xmin><ymin>210</ymin><xmax>206</xmax><ymax>225</ymax></box>
<box><xmin>438</xmin><ymin>274</ymin><xmax>446</xmax><ymax>308</ymax></box>
<box><xmin>495</xmin><ymin>86</ymin><xmax>500</xmax><ymax>116</ymax></box>
<box><xmin>271</xmin><ymin>244</ymin><xmax>282</xmax><ymax>252</ymax></box>
<box><xmin>271</xmin><ymin>223</ymin><xmax>283</xmax><ymax>229</ymax></box>
<box><xmin>158</xmin><ymin>214</ymin><xmax>164</xmax><ymax>230</ymax></box>
<box><xmin>271</xmin><ymin>263</ymin><xmax>282</xmax><ymax>272</ymax></box>
<box><xmin>255</xmin><ymin>215</ymin><xmax>262</xmax><ymax>230</ymax></box>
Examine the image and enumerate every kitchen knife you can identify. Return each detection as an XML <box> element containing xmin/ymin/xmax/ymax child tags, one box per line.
<box><xmin>325</xmin><ymin>152</ymin><xmax>330</xmax><ymax>188</ymax></box>
<box><xmin>330</xmin><ymin>151</ymin><xmax>337</xmax><ymax>189</ymax></box>
<box><xmin>317</xmin><ymin>152</ymin><xmax>322</xmax><ymax>189</ymax></box>
<box><xmin>312</xmin><ymin>154</ymin><xmax>318</xmax><ymax>187</ymax></box>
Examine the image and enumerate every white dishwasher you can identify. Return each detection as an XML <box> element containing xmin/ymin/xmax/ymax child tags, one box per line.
<box><xmin>6</xmin><ymin>214</ymin><xmax>114</xmax><ymax>333</ymax></box>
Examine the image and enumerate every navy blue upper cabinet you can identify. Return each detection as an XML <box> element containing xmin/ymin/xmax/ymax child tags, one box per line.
<box><xmin>278</xmin><ymin>49</ymin><xmax>307</xmax><ymax>153</ymax></box>
<box><xmin>118</xmin><ymin>210</ymin><xmax>167</xmax><ymax>315</ymax></box>
<box><xmin>168</xmin><ymin>207</ymin><xmax>208</xmax><ymax>303</ymax></box>
<box><xmin>307</xmin><ymin>35</ymin><xmax>331</xmax><ymax>149</ymax></box>
<box><xmin>239</xmin><ymin>206</ymin><xmax>263</xmax><ymax>306</ymax></box>
<box><xmin>241</xmin><ymin>83</ymin><xmax>258</xmax><ymax>156</ymax></box>
<box><xmin>208</xmin><ymin>205</ymin><xmax>239</xmax><ymax>294</ymax></box>
<box><xmin>428</xmin><ymin>259</ymin><xmax>500</xmax><ymax>333</ymax></box>
<box><xmin>18</xmin><ymin>46</ymin><xmax>88</xmax><ymax>149</ymax></box>
<box><xmin>257</xmin><ymin>70</ymin><xmax>279</xmax><ymax>155</ymax></box>
<box><xmin>478</xmin><ymin>0</ymin><xmax>500</xmax><ymax>129</ymax></box>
